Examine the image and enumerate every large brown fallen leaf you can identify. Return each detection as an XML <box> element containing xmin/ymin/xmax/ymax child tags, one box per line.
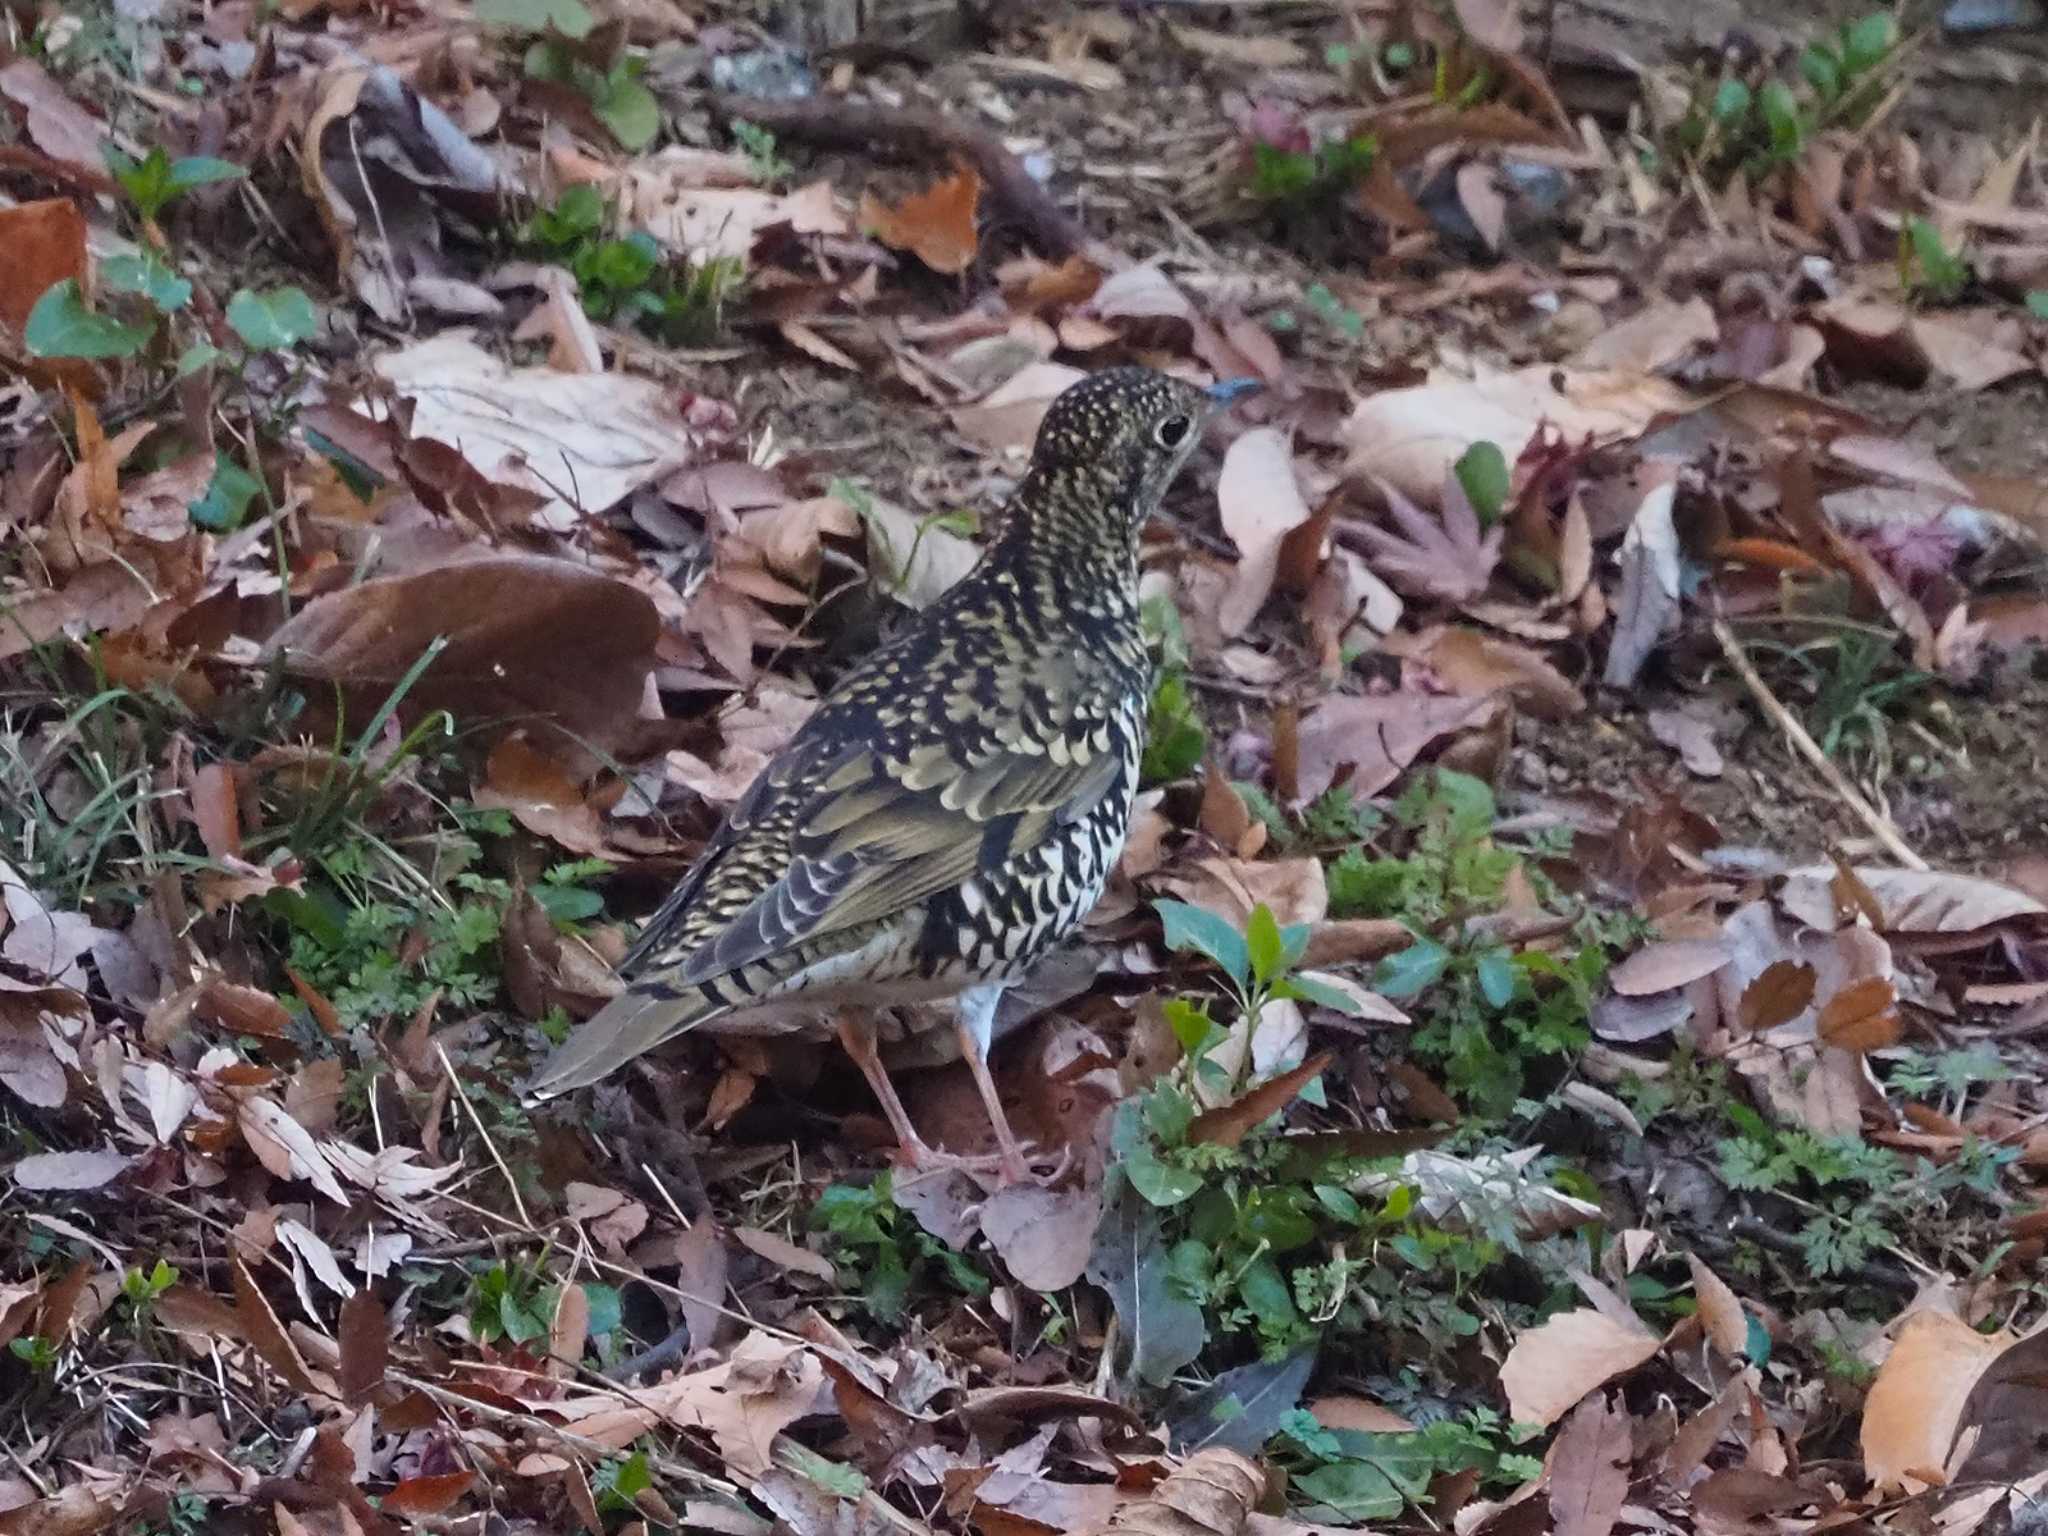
<box><xmin>372</xmin><ymin>334</ymin><xmax>707</xmax><ymax>527</ymax></box>
<box><xmin>1777</xmin><ymin>865</ymin><xmax>2046</xmax><ymax>935</ymax></box>
<box><xmin>549</xmin><ymin>1333</ymin><xmax>825</xmax><ymax>1478</ymax></box>
<box><xmin>1291</xmin><ymin>691</ymin><xmax>1500</xmax><ymax>802</ymax></box>
<box><xmin>1860</xmin><ymin>1307</ymin><xmax>2011</xmax><ymax>1492</ymax></box>
<box><xmin>1088</xmin><ymin>1447</ymin><xmax>1264</xmax><ymax>1535</ymax></box>
<box><xmin>1499</xmin><ymin>1304</ymin><xmax>1661</xmax><ymax>1426</ymax></box>
<box><xmin>262</xmin><ymin>553</ymin><xmax>662</xmax><ymax>760</ymax></box>
<box><xmin>1343</xmin><ymin>365</ymin><xmax>1691</xmax><ymax>504</ymax></box>
<box><xmin>1546</xmin><ymin>1393</ymin><xmax>1631</xmax><ymax>1536</ymax></box>
<box><xmin>1815</xmin><ymin>297</ymin><xmax>2032</xmax><ymax>393</ymax></box>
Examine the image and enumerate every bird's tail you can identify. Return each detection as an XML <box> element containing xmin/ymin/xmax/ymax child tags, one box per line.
<box><xmin>521</xmin><ymin>981</ymin><xmax>722</xmax><ymax>1106</ymax></box>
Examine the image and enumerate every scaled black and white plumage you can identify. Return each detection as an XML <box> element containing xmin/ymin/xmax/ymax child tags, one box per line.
<box><xmin>526</xmin><ymin>367</ymin><xmax>1258</xmax><ymax>1179</ymax></box>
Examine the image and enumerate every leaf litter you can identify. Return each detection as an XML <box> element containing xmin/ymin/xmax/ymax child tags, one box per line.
<box><xmin>4</xmin><ymin>2</ymin><xmax>2048</xmax><ymax>1535</ymax></box>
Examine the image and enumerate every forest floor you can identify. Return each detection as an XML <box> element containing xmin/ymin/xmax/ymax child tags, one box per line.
<box><xmin>4</xmin><ymin>2</ymin><xmax>2048</xmax><ymax>1535</ymax></box>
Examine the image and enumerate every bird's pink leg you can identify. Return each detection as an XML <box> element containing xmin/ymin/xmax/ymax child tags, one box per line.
<box><xmin>835</xmin><ymin>1012</ymin><xmax>1007</xmax><ymax>1176</ymax></box>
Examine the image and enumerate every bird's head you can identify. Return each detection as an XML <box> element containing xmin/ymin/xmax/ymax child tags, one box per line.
<box><xmin>1023</xmin><ymin>367</ymin><xmax>1261</xmax><ymax>533</ymax></box>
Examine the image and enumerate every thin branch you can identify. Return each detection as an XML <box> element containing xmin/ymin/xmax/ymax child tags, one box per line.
<box><xmin>1710</xmin><ymin>618</ymin><xmax>1928</xmax><ymax>872</ymax></box>
<box><xmin>701</xmin><ymin>91</ymin><xmax>1101</xmax><ymax>263</ymax></box>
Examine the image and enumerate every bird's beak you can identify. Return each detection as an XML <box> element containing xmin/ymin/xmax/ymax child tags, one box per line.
<box><xmin>1204</xmin><ymin>377</ymin><xmax>1264</xmax><ymax>411</ymax></box>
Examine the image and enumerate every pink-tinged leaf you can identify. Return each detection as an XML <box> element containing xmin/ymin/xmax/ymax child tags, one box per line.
<box><xmin>1350</xmin><ymin>474</ymin><xmax>1502</xmax><ymax>603</ymax></box>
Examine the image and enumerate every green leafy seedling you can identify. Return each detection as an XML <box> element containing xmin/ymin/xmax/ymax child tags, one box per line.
<box><xmin>104</xmin><ymin>144</ymin><xmax>244</xmax><ymax>223</ymax></box>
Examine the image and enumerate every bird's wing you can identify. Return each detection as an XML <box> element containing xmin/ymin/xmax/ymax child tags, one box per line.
<box><xmin>635</xmin><ymin>677</ymin><xmax>1132</xmax><ymax>990</ymax></box>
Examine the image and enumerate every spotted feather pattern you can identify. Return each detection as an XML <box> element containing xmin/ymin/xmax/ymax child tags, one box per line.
<box><xmin>526</xmin><ymin>368</ymin><xmax>1217</xmax><ymax>1099</ymax></box>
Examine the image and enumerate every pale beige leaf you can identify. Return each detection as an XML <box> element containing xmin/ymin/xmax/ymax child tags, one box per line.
<box><xmin>373</xmin><ymin>334</ymin><xmax>704</xmax><ymax>526</ymax></box>
<box><xmin>12</xmin><ymin>1145</ymin><xmax>134</xmax><ymax>1191</ymax></box>
<box><xmin>1609</xmin><ymin>939</ymin><xmax>1732</xmax><ymax>997</ymax></box>
<box><xmin>1500</xmin><ymin>1306</ymin><xmax>1660</xmax><ymax>1426</ymax></box>
<box><xmin>1215</xmin><ymin>428</ymin><xmax>1312</xmax><ymax>637</ymax></box>
<box><xmin>239</xmin><ymin>1098</ymin><xmax>350</xmax><ymax>1204</ymax></box>
<box><xmin>1861</xmin><ymin>1309</ymin><xmax>2009</xmax><ymax>1493</ymax></box>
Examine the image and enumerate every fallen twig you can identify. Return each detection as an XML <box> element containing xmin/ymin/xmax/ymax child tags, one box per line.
<box><xmin>1710</xmin><ymin>618</ymin><xmax>1928</xmax><ymax>873</ymax></box>
<box><xmin>702</xmin><ymin>91</ymin><xmax>1103</xmax><ymax>264</ymax></box>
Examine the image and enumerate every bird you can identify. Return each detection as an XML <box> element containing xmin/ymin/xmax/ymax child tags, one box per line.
<box><xmin>525</xmin><ymin>367</ymin><xmax>1260</xmax><ymax>1181</ymax></box>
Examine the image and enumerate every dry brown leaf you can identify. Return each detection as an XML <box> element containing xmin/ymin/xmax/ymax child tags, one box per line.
<box><xmin>952</xmin><ymin>361</ymin><xmax>1088</xmax><ymax>459</ymax></box>
<box><xmin>1095</xmin><ymin>1447</ymin><xmax>1263</xmax><ymax>1536</ymax></box>
<box><xmin>1738</xmin><ymin>960</ymin><xmax>1817</xmax><ymax>1032</ymax></box>
<box><xmin>1187</xmin><ymin>1052</ymin><xmax>1333</xmax><ymax>1149</ymax></box>
<box><xmin>979</xmin><ymin>1184</ymin><xmax>1103</xmax><ymax>1292</ymax></box>
<box><xmin>1861</xmin><ymin>1308</ymin><xmax>2010</xmax><ymax>1493</ymax></box>
<box><xmin>1816</xmin><ymin>975</ymin><xmax>1900</xmax><ymax>1053</ymax></box>
<box><xmin>1351</xmin><ymin>476</ymin><xmax>1502</xmax><ymax>603</ymax></box>
<box><xmin>1570</xmin><ymin>297</ymin><xmax>1718</xmax><ymax>373</ymax></box>
<box><xmin>1499</xmin><ymin>1305</ymin><xmax>1660</xmax><ymax>1426</ymax></box>
<box><xmin>263</xmin><ymin>554</ymin><xmax>661</xmax><ymax>760</ymax></box>
<box><xmin>1395</xmin><ymin>625</ymin><xmax>1583</xmax><ymax>718</ymax></box>
<box><xmin>1546</xmin><ymin>1393</ymin><xmax>1630</xmax><ymax>1536</ymax></box>
<box><xmin>860</xmin><ymin>165</ymin><xmax>981</xmax><ymax>275</ymax></box>
<box><xmin>1344</xmin><ymin>366</ymin><xmax>1692</xmax><ymax>504</ymax></box>
<box><xmin>1778</xmin><ymin>865</ymin><xmax>2045</xmax><ymax>934</ymax></box>
<box><xmin>0</xmin><ymin>60</ymin><xmax>111</xmax><ymax>172</ymax></box>
<box><xmin>1686</xmin><ymin>1254</ymin><xmax>1747</xmax><ymax>1357</ymax></box>
<box><xmin>11</xmin><ymin>1146</ymin><xmax>133</xmax><ymax>1192</ymax></box>
<box><xmin>1608</xmin><ymin>939</ymin><xmax>1731</xmax><ymax>997</ymax></box>
<box><xmin>1292</xmin><ymin>691</ymin><xmax>1499</xmax><ymax>802</ymax></box>
<box><xmin>373</xmin><ymin>334</ymin><xmax>708</xmax><ymax>526</ymax></box>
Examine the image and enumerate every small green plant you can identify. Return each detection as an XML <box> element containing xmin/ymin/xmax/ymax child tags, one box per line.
<box><xmin>732</xmin><ymin>120</ymin><xmax>793</xmax><ymax>183</ymax></box>
<box><xmin>104</xmin><ymin>143</ymin><xmax>244</xmax><ymax>225</ymax></box>
<box><xmin>518</xmin><ymin>185</ymin><xmax>742</xmax><ymax>342</ymax></box>
<box><xmin>811</xmin><ymin>1173</ymin><xmax>989</xmax><ymax>1322</ymax></box>
<box><xmin>1887</xmin><ymin>1046</ymin><xmax>2010</xmax><ymax>1102</ymax></box>
<box><xmin>591</xmin><ymin>1450</ymin><xmax>654</xmax><ymax>1517</ymax></box>
<box><xmin>25</xmin><ymin>259</ymin><xmax>317</xmax><ymax>534</ymax></box>
<box><xmin>1745</xmin><ymin>626</ymin><xmax>1930</xmax><ymax>780</ymax></box>
<box><xmin>1278</xmin><ymin>1406</ymin><xmax>1542</xmax><ymax>1521</ymax></box>
<box><xmin>1670</xmin><ymin>13</ymin><xmax>1901</xmax><ymax>180</ymax></box>
<box><xmin>1103</xmin><ymin>899</ymin><xmax>1573</xmax><ymax>1466</ymax></box>
<box><xmin>1325</xmin><ymin>770</ymin><xmax>1514</xmax><ymax>925</ymax></box>
<box><xmin>1334</xmin><ymin>772</ymin><xmax>1623</xmax><ymax>1116</ymax></box>
<box><xmin>1899</xmin><ymin>216</ymin><xmax>1970</xmax><ymax>303</ymax></box>
<box><xmin>1718</xmin><ymin>1105</ymin><xmax>2016</xmax><ymax>1277</ymax></box>
<box><xmin>7</xmin><ymin>1334</ymin><xmax>60</xmax><ymax>1373</ymax></box>
<box><xmin>121</xmin><ymin>1258</ymin><xmax>179</xmax><ymax>1326</ymax></box>
<box><xmin>1142</xmin><ymin>672</ymin><xmax>1206</xmax><ymax>786</ymax></box>
<box><xmin>1247</xmin><ymin>134</ymin><xmax>1378</xmax><ymax>212</ymax></box>
<box><xmin>466</xmin><ymin>1256</ymin><xmax>553</xmax><ymax>1345</ymax></box>
<box><xmin>477</xmin><ymin>0</ymin><xmax>658</xmax><ymax>150</ymax></box>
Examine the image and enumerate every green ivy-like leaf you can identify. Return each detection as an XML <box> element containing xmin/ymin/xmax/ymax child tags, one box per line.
<box><xmin>1155</xmin><ymin>899</ymin><xmax>1250</xmax><ymax>986</ymax></box>
<box><xmin>225</xmin><ymin>286</ymin><xmax>318</xmax><ymax>350</ymax></box>
<box><xmin>593</xmin><ymin>72</ymin><xmax>659</xmax><ymax>151</ymax></box>
<box><xmin>24</xmin><ymin>279</ymin><xmax>154</xmax><ymax>359</ymax></box>
<box><xmin>1841</xmin><ymin>12</ymin><xmax>1895</xmax><ymax>75</ymax></box>
<box><xmin>176</xmin><ymin>340</ymin><xmax>222</xmax><ymax>377</ymax></box>
<box><xmin>101</xmin><ymin>251</ymin><xmax>191</xmax><ymax>312</ymax></box>
<box><xmin>188</xmin><ymin>453</ymin><xmax>263</xmax><ymax>531</ymax></box>
<box><xmin>1374</xmin><ymin>939</ymin><xmax>1450</xmax><ymax>999</ymax></box>
<box><xmin>476</xmin><ymin>0</ymin><xmax>594</xmax><ymax>35</ymax></box>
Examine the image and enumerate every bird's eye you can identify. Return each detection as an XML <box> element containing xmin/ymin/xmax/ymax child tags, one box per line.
<box><xmin>1154</xmin><ymin>413</ymin><xmax>1193</xmax><ymax>449</ymax></box>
